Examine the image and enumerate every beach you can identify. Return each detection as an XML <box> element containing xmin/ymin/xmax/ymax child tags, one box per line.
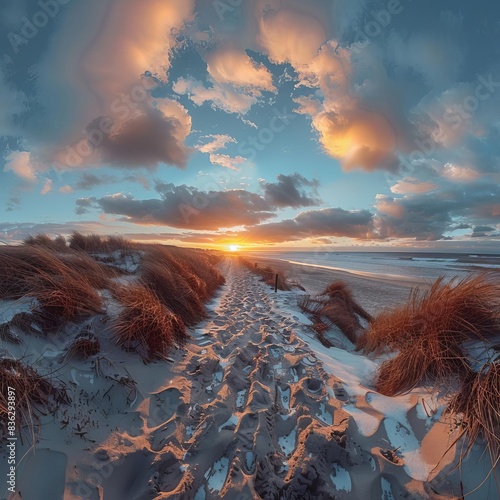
<box><xmin>245</xmin><ymin>255</ymin><xmax>423</xmax><ymax>315</ymax></box>
<box><xmin>2</xmin><ymin>247</ymin><xmax>498</xmax><ymax>499</ymax></box>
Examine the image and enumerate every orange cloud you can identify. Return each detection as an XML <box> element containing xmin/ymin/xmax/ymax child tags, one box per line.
<box><xmin>206</xmin><ymin>46</ymin><xmax>275</xmax><ymax>92</ymax></box>
<box><xmin>78</xmin><ymin>0</ymin><xmax>195</xmax><ymax>100</ymax></box>
<box><xmin>390</xmin><ymin>178</ymin><xmax>438</xmax><ymax>194</ymax></box>
<box><xmin>374</xmin><ymin>195</ymin><xmax>405</xmax><ymax>219</ymax></box>
<box><xmin>312</xmin><ymin>107</ymin><xmax>398</xmax><ymax>171</ymax></box>
<box><xmin>258</xmin><ymin>8</ymin><xmax>328</xmax><ymax>67</ymax></box>
<box><xmin>3</xmin><ymin>152</ymin><xmax>37</xmax><ymax>183</ymax></box>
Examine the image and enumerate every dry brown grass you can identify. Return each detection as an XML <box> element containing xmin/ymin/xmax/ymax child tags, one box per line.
<box><xmin>140</xmin><ymin>258</ymin><xmax>206</xmax><ymax>326</ymax></box>
<box><xmin>0</xmin><ymin>322</ymin><xmax>22</xmax><ymax>344</ymax></box>
<box><xmin>0</xmin><ymin>245</ymin><xmax>120</xmax><ymax>323</ymax></box>
<box><xmin>448</xmin><ymin>362</ymin><xmax>500</xmax><ymax>468</ymax></box>
<box><xmin>163</xmin><ymin>246</ymin><xmax>225</xmax><ymax>298</ymax></box>
<box><xmin>0</xmin><ymin>358</ymin><xmax>69</xmax><ymax>440</ymax></box>
<box><xmin>63</xmin><ymin>326</ymin><xmax>101</xmax><ymax>361</ymax></box>
<box><xmin>68</xmin><ymin>231</ymin><xmax>136</xmax><ymax>253</ymax></box>
<box><xmin>299</xmin><ymin>281</ymin><xmax>372</xmax><ymax>345</ymax></box>
<box><xmin>138</xmin><ymin>245</ymin><xmax>225</xmax><ymax>324</ymax></box>
<box><xmin>112</xmin><ymin>284</ymin><xmax>187</xmax><ymax>362</ymax></box>
<box><xmin>24</xmin><ymin>233</ymin><xmax>68</xmax><ymax>252</ymax></box>
<box><xmin>360</xmin><ymin>274</ymin><xmax>500</xmax><ymax>395</ymax></box>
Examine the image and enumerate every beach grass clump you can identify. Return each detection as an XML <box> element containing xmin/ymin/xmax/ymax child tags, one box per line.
<box><xmin>361</xmin><ymin>274</ymin><xmax>500</xmax><ymax>395</ymax></box>
<box><xmin>112</xmin><ymin>284</ymin><xmax>187</xmax><ymax>361</ymax></box>
<box><xmin>299</xmin><ymin>281</ymin><xmax>372</xmax><ymax>345</ymax></box>
<box><xmin>140</xmin><ymin>257</ymin><xmax>206</xmax><ymax>326</ymax></box>
<box><xmin>0</xmin><ymin>358</ymin><xmax>69</xmax><ymax>439</ymax></box>
<box><xmin>165</xmin><ymin>246</ymin><xmax>225</xmax><ymax>298</ymax></box>
<box><xmin>139</xmin><ymin>245</ymin><xmax>224</xmax><ymax>313</ymax></box>
<box><xmin>0</xmin><ymin>245</ymin><xmax>117</xmax><ymax>323</ymax></box>
<box><xmin>68</xmin><ymin>231</ymin><xmax>136</xmax><ymax>254</ymax></box>
<box><xmin>24</xmin><ymin>233</ymin><xmax>68</xmax><ymax>252</ymax></box>
<box><xmin>448</xmin><ymin>361</ymin><xmax>500</xmax><ymax>464</ymax></box>
<box><xmin>64</xmin><ymin>326</ymin><xmax>101</xmax><ymax>361</ymax></box>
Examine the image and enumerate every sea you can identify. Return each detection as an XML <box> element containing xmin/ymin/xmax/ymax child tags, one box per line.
<box><xmin>249</xmin><ymin>251</ymin><xmax>500</xmax><ymax>283</ymax></box>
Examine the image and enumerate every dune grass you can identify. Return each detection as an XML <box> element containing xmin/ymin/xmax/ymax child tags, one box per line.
<box><xmin>299</xmin><ymin>281</ymin><xmax>372</xmax><ymax>345</ymax></box>
<box><xmin>24</xmin><ymin>233</ymin><xmax>68</xmax><ymax>252</ymax></box>
<box><xmin>112</xmin><ymin>284</ymin><xmax>187</xmax><ymax>362</ymax></box>
<box><xmin>360</xmin><ymin>274</ymin><xmax>500</xmax><ymax>395</ymax></box>
<box><xmin>447</xmin><ymin>361</ymin><xmax>500</xmax><ymax>464</ymax></box>
<box><xmin>0</xmin><ymin>246</ymin><xmax>119</xmax><ymax>325</ymax></box>
<box><xmin>68</xmin><ymin>231</ymin><xmax>136</xmax><ymax>253</ymax></box>
<box><xmin>63</xmin><ymin>326</ymin><xmax>101</xmax><ymax>361</ymax></box>
<box><xmin>0</xmin><ymin>358</ymin><xmax>69</xmax><ymax>440</ymax></box>
<box><xmin>134</xmin><ymin>245</ymin><xmax>224</xmax><ymax>330</ymax></box>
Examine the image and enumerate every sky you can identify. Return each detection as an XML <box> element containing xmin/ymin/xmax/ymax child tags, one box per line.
<box><xmin>1</xmin><ymin>0</ymin><xmax>500</xmax><ymax>252</ymax></box>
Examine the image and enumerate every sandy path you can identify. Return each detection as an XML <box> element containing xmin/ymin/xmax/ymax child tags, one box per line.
<box><xmin>3</xmin><ymin>258</ymin><xmax>472</xmax><ymax>499</ymax></box>
<box><xmin>143</xmin><ymin>258</ymin><xmax>358</xmax><ymax>499</ymax></box>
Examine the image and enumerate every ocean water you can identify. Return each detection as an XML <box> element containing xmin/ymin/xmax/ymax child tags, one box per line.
<box><xmin>250</xmin><ymin>251</ymin><xmax>500</xmax><ymax>283</ymax></box>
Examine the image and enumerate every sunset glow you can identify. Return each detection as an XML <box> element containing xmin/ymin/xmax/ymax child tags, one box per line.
<box><xmin>0</xmin><ymin>0</ymin><xmax>498</xmax><ymax>253</ymax></box>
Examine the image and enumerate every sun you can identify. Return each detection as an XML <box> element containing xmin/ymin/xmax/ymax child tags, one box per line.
<box><xmin>228</xmin><ymin>244</ymin><xmax>239</xmax><ymax>252</ymax></box>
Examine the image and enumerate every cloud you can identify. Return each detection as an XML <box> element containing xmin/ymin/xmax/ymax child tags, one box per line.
<box><xmin>260</xmin><ymin>173</ymin><xmax>320</xmax><ymax>208</ymax></box>
<box><xmin>76</xmin><ymin>183</ymin><xmax>276</xmax><ymax>230</ymax></box>
<box><xmin>241</xmin><ymin>207</ymin><xmax>375</xmax><ymax>243</ymax></box>
<box><xmin>173</xmin><ymin>77</ymin><xmax>257</xmax><ymax>114</ymax></box>
<box><xmin>74</xmin><ymin>173</ymin><xmax>324</xmax><ymax>230</ymax></box>
<box><xmin>205</xmin><ymin>46</ymin><xmax>275</xmax><ymax>92</ymax></box>
<box><xmin>386</xmin><ymin>32</ymin><xmax>464</xmax><ymax>87</ymax></box>
<box><xmin>96</xmin><ymin>106</ymin><xmax>192</xmax><ymax>168</ymax></box>
<box><xmin>390</xmin><ymin>178</ymin><xmax>438</xmax><ymax>195</ymax></box>
<box><xmin>75</xmin><ymin>173</ymin><xmax>119</xmax><ymax>190</ymax></box>
<box><xmin>40</xmin><ymin>178</ymin><xmax>53</xmax><ymax>195</ymax></box>
<box><xmin>375</xmin><ymin>181</ymin><xmax>500</xmax><ymax>241</ymax></box>
<box><xmin>7</xmin><ymin>0</ymin><xmax>195</xmax><ymax>171</ymax></box>
<box><xmin>442</xmin><ymin>163</ymin><xmax>481</xmax><ymax>182</ymax></box>
<box><xmin>208</xmin><ymin>153</ymin><xmax>246</xmax><ymax>171</ymax></box>
<box><xmin>3</xmin><ymin>152</ymin><xmax>37</xmax><ymax>184</ymax></box>
<box><xmin>196</xmin><ymin>134</ymin><xmax>236</xmax><ymax>154</ymax></box>
<box><xmin>258</xmin><ymin>7</ymin><xmax>329</xmax><ymax>67</ymax></box>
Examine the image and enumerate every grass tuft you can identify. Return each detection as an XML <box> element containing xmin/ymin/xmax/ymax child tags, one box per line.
<box><xmin>112</xmin><ymin>284</ymin><xmax>187</xmax><ymax>362</ymax></box>
<box><xmin>0</xmin><ymin>358</ymin><xmax>70</xmax><ymax>441</ymax></box>
<box><xmin>448</xmin><ymin>361</ymin><xmax>500</xmax><ymax>467</ymax></box>
<box><xmin>24</xmin><ymin>233</ymin><xmax>68</xmax><ymax>252</ymax></box>
<box><xmin>360</xmin><ymin>274</ymin><xmax>500</xmax><ymax>395</ymax></box>
<box><xmin>68</xmin><ymin>231</ymin><xmax>136</xmax><ymax>253</ymax></box>
<box><xmin>64</xmin><ymin>325</ymin><xmax>101</xmax><ymax>361</ymax></box>
<box><xmin>299</xmin><ymin>281</ymin><xmax>372</xmax><ymax>345</ymax></box>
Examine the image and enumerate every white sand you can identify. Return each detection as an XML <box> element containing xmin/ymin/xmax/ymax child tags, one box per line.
<box><xmin>1</xmin><ymin>257</ymin><xmax>498</xmax><ymax>499</ymax></box>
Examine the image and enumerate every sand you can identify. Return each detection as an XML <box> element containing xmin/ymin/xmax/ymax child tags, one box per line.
<box><xmin>1</xmin><ymin>257</ymin><xmax>498</xmax><ymax>499</ymax></box>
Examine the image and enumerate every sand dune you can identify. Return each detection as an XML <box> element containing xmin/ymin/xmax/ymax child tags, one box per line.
<box><xmin>1</xmin><ymin>257</ymin><xmax>497</xmax><ymax>499</ymax></box>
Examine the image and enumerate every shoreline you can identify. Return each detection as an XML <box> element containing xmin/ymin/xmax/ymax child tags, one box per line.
<box><xmin>242</xmin><ymin>255</ymin><xmax>430</xmax><ymax>314</ymax></box>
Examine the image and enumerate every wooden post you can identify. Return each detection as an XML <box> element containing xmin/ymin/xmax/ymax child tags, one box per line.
<box><xmin>275</xmin><ymin>273</ymin><xmax>279</xmax><ymax>293</ymax></box>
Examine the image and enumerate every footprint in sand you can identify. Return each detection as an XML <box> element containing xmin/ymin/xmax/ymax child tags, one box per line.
<box><xmin>147</xmin><ymin>387</ymin><xmax>181</xmax><ymax>428</ymax></box>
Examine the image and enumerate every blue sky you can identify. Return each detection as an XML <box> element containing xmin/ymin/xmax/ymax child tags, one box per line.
<box><xmin>1</xmin><ymin>0</ymin><xmax>499</xmax><ymax>251</ymax></box>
